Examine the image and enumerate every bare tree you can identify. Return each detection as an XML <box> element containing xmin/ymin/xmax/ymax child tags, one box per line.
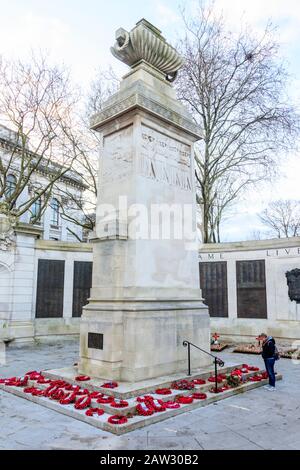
<box><xmin>259</xmin><ymin>200</ymin><xmax>300</xmax><ymax>238</ymax></box>
<box><xmin>57</xmin><ymin>68</ymin><xmax>120</xmax><ymax>238</ymax></box>
<box><xmin>0</xmin><ymin>53</ymin><xmax>82</xmax><ymax>225</ymax></box>
<box><xmin>177</xmin><ymin>1</ymin><xmax>299</xmax><ymax>243</ymax></box>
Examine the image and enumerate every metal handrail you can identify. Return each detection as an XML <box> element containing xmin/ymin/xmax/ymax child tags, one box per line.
<box><xmin>183</xmin><ymin>340</ymin><xmax>225</xmax><ymax>393</ymax></box>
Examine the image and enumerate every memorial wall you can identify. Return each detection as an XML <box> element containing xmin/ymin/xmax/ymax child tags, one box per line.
<box><xmin>199</xmin><ymin>237</ymin><xmax>300</xmax><ymax>343</ymax></box>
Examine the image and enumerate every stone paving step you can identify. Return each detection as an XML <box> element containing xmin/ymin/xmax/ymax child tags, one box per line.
<box><xmin>42</xmin><ymin>362</ymin><xmax>246</xmax><ymax>399</ymax></box>
<box><xmin>0</xmin><ymin>364</ymin><xmax>282</xmax><ymax>434</ymax></box>
<box><xmin>0</xmin><ymin>374</ymin><xmax>282</xmax><ymax>435</ymax></box>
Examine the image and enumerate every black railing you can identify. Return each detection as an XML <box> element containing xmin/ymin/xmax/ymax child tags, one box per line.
<box><xmin>183</xmin><ymin>340</ymin><xmax>225</xmax><ymax>393</ymax></box>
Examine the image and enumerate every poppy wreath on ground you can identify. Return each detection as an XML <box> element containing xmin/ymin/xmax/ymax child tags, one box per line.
<box><xmin>151</xmin><ymin>399</ymin><xmax>166</xmax><ymax>412</ymax></box>
<box><xmin>171</xmin><ymin>380</ymin><xmax>195</xmax><ymax>390</ymax></box>
<box><xmin>108</xmin><ymin>415</ymin><xmax>128</xmax><ymax>425</ymax></box>
<box><xmin>176</xmin><ymin>395</ymin><xmax>193</xmax><ymax>404</ymax></box>
<box><xmin>226</xmin><ymin>374</ymin><xmax>241</xmax><ymax>388</ymax></box>
<box><xmin>97</xmin><ymin>395</ymin><xmax>114</xmax><ymax>404</ymax></box>
<box><xmin>50</xmin><ymin>389</ymin><xmax>66</xmax><ymax>401</ymax></box>
<box><xmin>74</xmin><ymin>395</ymin><xmax>91</xmax><ymax>410</ymax></box>
<box><xmin>155</xmin><ymin>388</ymin><xmax>172</xmax><ymax>395</ymax></box>
<box><xmin>193</xmin><ymin>378</ymin><xmax>206</xmax><ymax>385</ymax></box>
<box><xmin>192</xmin><ymin>392</ymin><xmax>207</xmax><ymax>400</ymax></box>
<box><xmin>31</xmin><ymin>388</ymin><xmax>46</xmax><ymax>396</ymax></box>
<box><xmin>75</xmin><ymin>375</ymin><xmax>91</xmax><ymax>382</ymax></box>
<box><xmin>45</xmin><ymin>385</ymin><xmax>60</xmax><ymax>397</ymax></box>
<box><xmin>136</xmin><ymin>395</ymin><xmax>155</xmax><ymax>403</ymax></box>
<box><xmin>64</xmin><ymin>384</ymin><xmax>80</xmax><ymax>392</ymax></box>
<box><xmin>136</xmin><ymin>402</ymin><xmax>155</xmax><ymax>416</ymax></box>
<box><xmin>50</xmin><ymin>380</ymin><xmax>67</xmax><ymax>388</ymax></box>
<box><xmin>14</xmin><ymin>376</ymin><xmax>29</xmax><ymax>387</ymax></box>
<box><xmin>60</xmin><ymin>391</ymin><xmax>77</xmax><ymax>405</ymax></box>
<box><xmin>110</xmin><ymin>400</ymin><xmax>129</xmax><ymax>408</ymax></box>
<box><xmin>208</xmin><ymin>376</ymin><xmax>223</xmax><ymax>383</ymax></box>
<box><xmin>76</xmin><ymin>388</ymin><xmax>90</xmax><ymax>396</ymax></box>
<box><xmin>101</xmin><ymin>381</ymin><xmax>118</xmax><ymax>389</ymax></box>
<box><xmin>249</xmin><ymin>376</ymin><xmax>262</xmax><ymax>382</ymax></box>
<box><xmin>85</xmin><ymin>407</ymin><xmax>105</xmax><ymax>417</ymax></box>
<box><xmin>261</xmin><ymin>371</ymin><xmax>268</xmax><ymax>379</ymax></box>
<box><xmin>89</xmin><ymin>391</ymin><xmax>104</xmax><ymax>399</ymax></box>
<box><xmin>25</xmin><ymin>371</ymin><xmax>42</xmax><ymax>380</ymax></box>
<box><xmin>231</xmin><ymin>369</ymin><xmax>243</xmax><ymax>376</ymax></box>
<box><xmin>2</xmin><ymin>377</ymin><xmax>17</xmax><ymax>386</ymax></box>
<box><xmin>37</xmin><ymin>377</ymin><xmax>51</xmax><ymax>384</ymax></box>
<box><xmin>163</xmin><ymin>400</ymin><xmax>181</xmax><ymax>409</ymax></box>
<box><xmin>248</xmin><ymin>366</ymin><xmax>260</xmax><ymax>372</ymax></box>
<box><xmin>23</xmin><ymin>387</ymin><xmax>38</xmax><ymax>394</ymax></box>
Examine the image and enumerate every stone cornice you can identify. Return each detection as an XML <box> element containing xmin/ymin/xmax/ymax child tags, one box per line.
<box><xmin>14</xmin><ymin>222</ymin><xmax>44</xmax><ymax>237</ymax></box>
<box><xmin>91</xmin><ymin>86</ymin><xmax>201</xmax><ymax>140</ymax></box>
<box><xmin>35</xmin><ymin>239</ymin><xmax>93</xmax><ymax>252</ymax></box>
<box><xmin>199</xmin><ymin>236</ymin><xmax>300</xmax><ymax>253</ymax></box>
<box><xmin>0</xmin><ymin>138</ymin><xmax>87</xmax><ymax>190</ymax></box>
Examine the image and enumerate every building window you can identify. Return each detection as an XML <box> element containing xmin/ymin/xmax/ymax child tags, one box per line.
<box><xmin>30</xmin><ymin>196</ymin><xmax>42</xmax><ymax>224</ymax></box>
<box><xmin>50</xmin><ymin>198</ymin><xmax>59</xmax><ymax>227</ymax></box>
<box><xmin>5</xmin><ymin>174</ymin><xmax>17</xmax><ymax>198</ymax></box>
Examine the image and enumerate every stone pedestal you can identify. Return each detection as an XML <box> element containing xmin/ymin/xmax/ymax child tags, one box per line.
<box><xmin>79</xmin><ymin>20</ymin><xmax>211</xmax><ymax>382</ymax></box>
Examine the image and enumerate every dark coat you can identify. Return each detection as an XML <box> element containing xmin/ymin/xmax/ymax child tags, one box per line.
<box><xmin>262</xmin><ymin>336</ymin><xmax>276</xmax><ymax>359</ymax></box>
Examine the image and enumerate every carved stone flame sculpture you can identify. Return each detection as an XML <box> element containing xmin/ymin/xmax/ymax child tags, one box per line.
<box><xmin>110</xmin><ymin>18</ymin><xmax>184</xmax><ymax>82</ymax></box>
<box><xmin>286</xmin><ymin>268</ymin><xmax>300</xmax><ymax>303</ymax></box>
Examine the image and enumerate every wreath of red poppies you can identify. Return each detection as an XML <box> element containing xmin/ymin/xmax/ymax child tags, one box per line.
<box><xmin>108</xmin><ymin>415</ymin><xmax>128</xmax><ymax>425</ymax></box>
<box><xmin>37</xmin><ymin>377</ymin><xmax>51</xmax><ymax>384</ymax></box>
<box><xmin>89</xmin><ymin>391</ymin><xmax>104</xmax><ymax>399</ymax></box>
<box><xmin>25</xmin><ymin>371</ymin><xmax>42</xmax><ymax>381</ymax></box>
<box><xmin>74</xmin><ymin>395</ymin><xmax>91</xmax><ymax>410</ymax></box>
<box><xmin>207</xmin><ymin>375</ymin><xmax>223</xmax><ymax>384</ymax></box>
<box><xmin>85</xmin><ymin>407</ymin><xmax>105</xmax><ymax>417</ymax></box>
<box><xmin>75</xmin><ymin>375</ymin><xmax>91</xmax><ymax>382</ymax></box>
<box><xmin>171</xmin><ymin>380</ymin><xmax>195</xmax><ymax>390</ymax></box>
<box><xmin>97</xmin><ymin>395</ymin><xmax>114</xmax><ymax>404</ymax></box>
<box><xmin>192</xmin><ymin>392</ymin><xmax>207</xmax><ymax>400</ymax></box>
<box><xmin>163</xmin><ymin>400</ymin><xmax>181</xmax><ymax>409</ymax></box>
<box><xmin>193</xmin><ymin>378</ymin><xmax>206</xmax><ymax>385</ymax></box>
<box><xmin>176</xmin><ymin>395</ymin><xmax>193</xmax><ymax>404</ymax></box>
<box><xmin>249</xmin><ymin>375</ymin><xmax>262</xmax><ymax>382</ymax></box>
<box><xmin>155</xmin><ymin>388</ymin><xmax>172</xmax><ymax>395</ymax></box>
<box><xmin>136</xmin><ymin>395</ymin><xmax>154</xmax><ymax>403</ymax></box>
<box><xmin>101</xmin><ymin>382</ymin><xmax>118</xmax><ymax>389</ymax></box>
<box><xmin>231</xmin><ymin>369</ymin><xmax>243</xmax><ymax>376</ymax></box>
<box><xmin>110</xmin><ymin>400</ymin><xmax>129</xmax><ymax>408</ymax></box>
<box><xmin>136</xmin><ymin>402</ymin><xmax>155</xmax><ymax>416</ymax></box>
<box><xmin>50</xmin><ymin>388</ymin><xmax>66</xmax><ymax>401</ymax></box>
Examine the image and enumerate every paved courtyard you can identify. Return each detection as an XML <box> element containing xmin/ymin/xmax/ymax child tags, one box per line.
<box><xmin>0</xmin><ymin>339</ymin><xmax>300</xmax><ymax>450</ymax></box>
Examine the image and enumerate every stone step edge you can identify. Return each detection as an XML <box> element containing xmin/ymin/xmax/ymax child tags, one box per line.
<box><xmin>42</xmin><ymin>363</ymin><xmax>245</xmax><ymax>399</ymax></box>
<box><xmin>0</xmin><ymin>375</ymin><xmax>282</xmax><ymax>436</ymax></box>
<box><xmin>29</xmin><ymin>368</ymin><xmax>265</xmax><ymax>416</ymax></box>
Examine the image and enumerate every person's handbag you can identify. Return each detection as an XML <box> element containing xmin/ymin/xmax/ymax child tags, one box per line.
<box><xmin>274</xmin><ymin>344</ymin><xmax>280</xmax><ymax>361</ymax></box>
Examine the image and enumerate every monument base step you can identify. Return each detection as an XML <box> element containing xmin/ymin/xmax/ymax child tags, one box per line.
<box><xmin>0</xmin><ymin>362</ymin><xmax>282</xmax><ymax>435</ymax></box>
<box><xmin>42</xmin><ymin>362</ymin><xmax>245</xmax><ymax>399</ymax></box>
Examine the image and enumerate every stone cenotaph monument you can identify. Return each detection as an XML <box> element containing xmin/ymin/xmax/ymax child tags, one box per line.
<box><xmin>79</xmin><ymin>19</ymin><xmax>211</xmax><ymax>382</ymax></box>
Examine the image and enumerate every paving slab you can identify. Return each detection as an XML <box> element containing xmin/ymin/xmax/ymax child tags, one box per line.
<box><xmin>0</xmin><ymin>340</ymin><xmax>299</xmax><ymax>449</ymax></box>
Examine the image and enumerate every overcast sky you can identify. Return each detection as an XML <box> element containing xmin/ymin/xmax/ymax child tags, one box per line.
<box><xmin>0</xmin><ymin>0</ymin><xmax>300</xmax><ymax>241</ymax></box>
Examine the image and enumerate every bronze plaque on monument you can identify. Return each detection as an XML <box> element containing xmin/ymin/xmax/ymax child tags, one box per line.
<box><xmin>236</xmin><ymin>260</ymin><xmax>267</xmax><ymax>318</ymax></box>
<box><xmin>199</xmin><ymin>261</ymin><xmax>228</xmax><ymax>317</ymax></box>
<box><xmin>286</xmin><ymin>268</ymin><xmax>300</xmax><ymax>303</ymax></box>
